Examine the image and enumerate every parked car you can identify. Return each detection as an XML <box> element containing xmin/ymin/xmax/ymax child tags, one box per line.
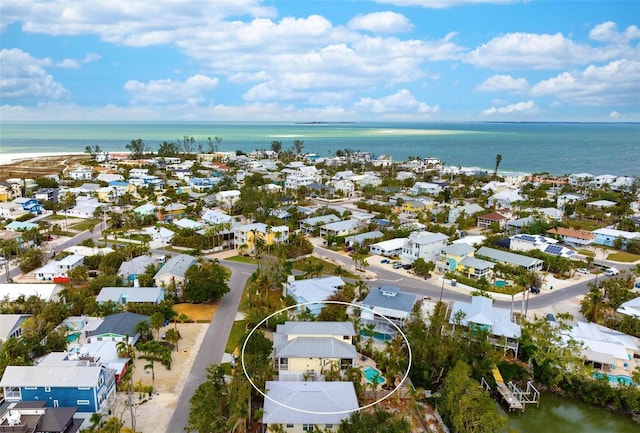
<box><xmin>392</xmin><ymin>262</ymin><xmax>403</xmax><ymax>269</ymax></box>
<box><xmin>529</xmin><ymin>285</ymin><xmax>540</xmax><ymax>294</ymax></box>
<box><xmin>576</xmin><ymin>268</ymin><xmax>589</xmax><ymax>275</ymax></box>
<box><xmin>403</xmin><ymin>264</ymin><xmax>412</xmax><ymax>270</ymax></box>
<box><xmin>380</xmin><ymin>259</ymin><xmax>390</xmax><ymax>264</ymax></box>
<box><xmin>604</xmin><ymin>268</ymin><xmax>619</xmax><ymax>276</ymax></box>
<box><xmin>546</xmin><ymin>313</ymin><xmax>556</xmax><ymax>322</ymax></box>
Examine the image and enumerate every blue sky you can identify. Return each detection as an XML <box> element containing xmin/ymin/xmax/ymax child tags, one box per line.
<box><xmin>1</xmin><ymin>0</ymin><xmax>639</xmax><ymax>122</ymax></box>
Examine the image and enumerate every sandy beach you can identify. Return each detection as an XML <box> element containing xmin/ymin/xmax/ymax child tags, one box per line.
<box><xmin>0</xmin><ymin>152</ymin><xmax>86</xmax><ymax>166</ymax></box>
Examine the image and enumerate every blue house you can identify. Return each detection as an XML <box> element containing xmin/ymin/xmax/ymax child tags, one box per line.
<box><xmin>0</xmin><ymin>364</ymin><xmax>116</xmax><ymax>413</ymax></box>
<box><xmin>13</xmin><ymin>197</ymin><xmax>43</xmax><ymax>214</ymax></box>
<box><xmin>285</xmin><ymin>276</ymin><xmax>344</xmax><ymax>316</ymax></box>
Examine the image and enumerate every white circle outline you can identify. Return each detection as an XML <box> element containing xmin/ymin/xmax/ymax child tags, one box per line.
<box><xmin>240</xmin><ymin>300</ymin><xmax>413</xmax><ymax>415</ymax></box>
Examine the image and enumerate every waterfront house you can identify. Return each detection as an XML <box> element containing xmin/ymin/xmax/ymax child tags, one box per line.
<box><xmin>153</xmin><ymin>254</ymin><xmax>196</xmax><ymax>292</ymax></box>
<box><xmin>0</xmin><ymin>401</ymin><xmax>83</xmax><ymax>432</ymax></box>
<box><xmin>273</xmin><ymin>321</ymin><xmax>357</xmax><ymax>381</ymax></box>
<box><xmin>67</xmin><ymin>166</ymin><xmax>93</xmax><ymax>180</ymax></box>
<box><xmin>449</xmin><ymin>296</ymin><xmax>521</xmax><ymax>357</ymax></box>
<box><xmin>400</xmin><ymin>231</ymin><xmax>448</xmax><ymax>265</ymax></box>
<box><xmin>285</xmin><ymin>276</ymin><xmax>345</xmax><ymax>316</ymax></box>
<box><xmin>262</xmin><ymin>381</ymin><xmax>358</xmax><ymax>432</ymax></box>
<box><xmin>476</xmin><ymin>246</ymin><xmax>543</xmax><ymax>272</ymax></box>
<box><xmin>0</xmin><ymin>363</ymin><xmax>116</xmax><ymax>413</ymax></box>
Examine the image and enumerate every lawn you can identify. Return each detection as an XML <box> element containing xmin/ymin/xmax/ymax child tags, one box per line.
<box><xmin>225</xmin><ymin>319</ymin><xmax>248</xmax><ymax>354</ymax></box>
<box><xmin>607</xmin><ymin>251</ymin><xmax>640</xmax><ymax>263</ymax></box>
<box><xmin>292</xmin><ymin>256</ymin><xmax>359</xmax><ymax>279</ymax></box>
<box><xmin>226</xmin><ymin>255</ymin><xmax>258</xmax><ymax>264</ymax></box>
<box><xmin>70</xmin><ymin>219</ymin><xmax>98</xmax><ymax>232</ymax></box>
<box><xmin>578</xmin><ymin>249</ymin><xmax>595</xmax><ymax>257</ymax></box>
<box><xmin>174</xmin><ymin>303</ymin><xmax>219</xmax><ymax>322</ymax></box>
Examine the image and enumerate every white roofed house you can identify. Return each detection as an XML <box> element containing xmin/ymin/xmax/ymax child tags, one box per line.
<box><xmin>360</xmin><ymin>285</ymin><xmax>417</xmax><ymax>339</ymax></box>
<box><xmin>369</xmin><ymin>238</ymin><xmax>406</xmax><ymax>257</ymax></box>
<box><xmin>487</xmin><ymin>190</ymin><xmax>524</xmax><ymax>209</ymax></box>
<box><xmin>215</xmin><ymin>189</ymin><xmax>241</xmax><ymax>211</ymax></box>
<box><xmin>96</xmin><ymin>286</ymin><xmax>164</xmax><ymax>306</ymax></box>
<box><xmin>201</xmin><ymin>209</ymin><xmax>233</xmax><ymax>225</ymax></box>
<box><xmin>449</xmin><ymin>296</ymin><xmax>521</xmax><ymax>357</ymax></box>
<box><xmin>153</xmin><ymin>253</ymin><xmax>196</xmax><ymax>295</ymax></box>
<box><xmin>285</xmin><ymin>276</ymin><xmax>345</xmax><ymax>316</ymax></box>
<box><xmin>272</xmin><ymin>321</ymin><xmax>358</xmax><ymax>381</ymax></box>
<box><xmin>34</xmin><ymin>254</ymin><xmax>84</xmax><ymax>282</ymax></box>
<box><xmin>411</xmin><ymin>181</ymin><xmax>444</xmax><ymax>195</ymax></box>
<box><xmin>400</xmin><ymin>231</ymin><xmax>448</xmax><ymax>265</ymax></box>
<box><xmin>319</xmin><ymin>219</ymin><xmax>363</xmax><ymax>239</ymax></box>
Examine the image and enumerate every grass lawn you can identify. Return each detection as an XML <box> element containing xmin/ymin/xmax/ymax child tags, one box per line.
<box><xmin>607</xmin><ymin>251</ymin><xmax>640</xmax><ymax>263</ymax></box>
<box><xmin>70</xmin><ymin>219</ymin><xmax>98</xmax><ymax>231</ymax></box>
<box><xmin>292</xmin><ymin>256</ymin><xmax>359</xmax><ymax>279</ymax></box>
<box><xmin>566</xmin><ymin>219</ymin><xmax>607</xmax><ymax>232</ymax></box>
<box><xmin>174</xmin><ymin>303</ymin><xmax>219</xmax><ymax>322</ymax></box>
<box><xmin>225</xmin><ymin>319</ymin><xmax>248</xmax><ymax>354</ymax></box>
<box><xmin>226</xmin><ymin>255</ymin><xmax>258</xmax><ymax>264</ymax></box>
<box><xmin>578</xmin><ymin>249</ymin><xmax>595</xmax><ymax>257</ymax></box>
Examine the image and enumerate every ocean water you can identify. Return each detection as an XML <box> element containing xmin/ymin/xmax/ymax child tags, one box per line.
<box><xmin>1</xmin><ymin>121</ymin><xmax>638</xmax><ymax>176</ymax></box>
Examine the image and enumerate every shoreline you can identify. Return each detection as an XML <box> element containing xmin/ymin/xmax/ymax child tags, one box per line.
<box><xmin>0</xmin><ymin>152</ymin><xmax>86</xmax><ymax>166</ymax></box>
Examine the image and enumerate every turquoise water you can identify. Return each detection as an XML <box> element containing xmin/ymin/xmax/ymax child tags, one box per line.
<box><xmin>362</xmin><ymin>365</ymin><xmax>385</xmax><ymax>385</ymax></box>
<box><xmin>1</xmin><ymin>121</ymin><xmax>638</xmax><ymax>175</ymax></box>
<box><xmin>593</xmin><ymin>372</ymin><xmax>637</xmax><ymax>386</ymax></box>
<box><xmin>359</xmin><ymin>329</ymin><xmax>392</xmax><ymax>342</ymax></box>
<box><xmin>66</xmin><ymin>332</ymin><xmax>81</xmax><ymax>342</ymax></box>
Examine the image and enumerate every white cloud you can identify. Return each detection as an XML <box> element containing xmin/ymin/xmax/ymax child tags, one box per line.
<box><xmin>466</xmin><ymin>32</ymin><xmax>621</xmax><ymax>70</ymax></box>
<box><xmin>482</xmin><ymin>100</ymin><xmax>538</xmax><ymax>116</ymax></box>
<box><xmin>374</xmin><ymin>0</ymin><xmax>518</xmax><ymax>8</ymax></box>
<box><xmin>123</xmin><ymin>74</ymin><xmax>219</xmax><ymax>105</ymax></box>
<box><xmin>348</xmin><ymin>11</ymin><xmax>413</xmax><ymax>34</ymax></box>
<box><xmin>56</xmin><ymin>52</ymin><xmax>101</xmax><ymax>68</ymax></box>
<box><xmin>355</xmin><ymin>89</ymin><xmax>439</xmax><ymax>114</ymax></box>
<box><xmin>529</xmin><ymin>60</ymin><xmax>640</xmax><ymax>105</ymax></box>
<box><xmin>589</xmin><ymin>21</ymin><xmax>640</xmax><ymax>43</ymax></box>
<box><xmin>475</xmin><ymin>74</ymin><xmax>529</xmax><ymax>93</ymax></box>
<box><xmin>0</xmin><ymin>48</ymin><xmax>69</xmax><ymax>99</ymax></box>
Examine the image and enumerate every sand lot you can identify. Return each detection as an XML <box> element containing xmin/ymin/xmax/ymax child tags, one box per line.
<box><xmin>114</xmin><ymin>322</ymin><xmax>209</xmax><ymax>433</ymax></box>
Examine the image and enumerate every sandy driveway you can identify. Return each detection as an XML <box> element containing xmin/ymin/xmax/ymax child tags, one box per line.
<box><xmin>113</xmin><ymin>322</ymin><xmax>209</xmax><ymax>433</ymax></box>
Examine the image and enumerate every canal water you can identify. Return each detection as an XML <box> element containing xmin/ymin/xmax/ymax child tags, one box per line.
<box><xmin>503</xmin><ymin>392</ymin><xmax>638</xmax><ymax>432</ymax></box>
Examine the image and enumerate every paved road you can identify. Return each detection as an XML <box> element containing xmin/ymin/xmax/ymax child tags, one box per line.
<box><xmin>164</xmin><ymin>260</ymin><xmax>255</xmax><ymax>433</ymax></box>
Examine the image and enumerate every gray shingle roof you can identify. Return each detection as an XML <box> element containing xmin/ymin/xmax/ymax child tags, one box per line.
<box><xmin>153</xmin><ymin>254</ymin><xmax>196</xmax><ymax>280</ymax></box>
<box><xmin>89</xmin><ymin>312</ymin><xmax>149</xmax><ymax>337</ymax></box>
<box><xmin>361</xmin><ymin>286</ymin><xmax>417</xmax><ymax>314</ymax></box>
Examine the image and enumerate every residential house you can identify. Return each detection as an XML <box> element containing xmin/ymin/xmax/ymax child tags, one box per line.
<box><xmin>215</xmin><ymin>190</ymin><xmax>241</xmax><ymax>210</ymax></box>
<box><xmin>5</xmin><ymin>221</ymin><xmax>39</xmax><ymax>232</ymax></box>
<box><xmin>13</xmin><ymin>197</ymin><xmax>43</xmax><ymax>214</ymax></box>
<box><xmin>0</xmin><ymin>401</ymin><xmax>83</xmax><ymax>433</ymax></box>
<box><xmin>476</xmin><ymin>246</ymin><xmax>544</xmax><ymax>272</ymax></box>
<box><xmin>400</xmin><ymin>231</ymin><xmax>448</xmax><ymax>265</ymax></box>
<box><xmin>0</xmin><ymin>314</ymin><xmax>30</xmax><ymax>345</ymax></box>
<box><xmin>201</xmin><ymin>209</ymin><xmax>233</xmax><ymax>225</ymax></box>
<box><xmin>35</xmin><ymin>254</ymin><xmax>84</xmax><ymax>283</ymax></box>
<box><xmin>344</xmin><ymin>230</ymin><xmax>384</xmax><ymax>248</ymax></box>
<box><xmin>360</xmin><ymin>286</ymin><xmax>416</xmax><ymax>338</ymax></box>
<box><xmin>487</xmin><ymin>190</ymin><xmax>524</xmax><ymax>209</ymax></box>
<box><xmin>586</xmin><ymin>199</ymin><xmax>617</xmax><ymax>210</ymax></box>
<box><xmin>234</xmin><ymin>222</ymin><xmax>289</xmax><ymax>255</ymax></box>
<box><xmin>158</xmin><ymin>202</ymin><xmax>187</xmax><ymax>221</ymax></box>
<box><xmin>96</xmin><ymin>287</ymin><xmax>164</xmax><ymax>306</ymax></box>
<box><xmin>438</xmin><ymin>242</ymin><xmax>479</xmax><ymax>273</ymax></box>
<box><xmin>273</xmin><ymin>321</ymin><xmax>358</xmax><ymax>381</ymax></box>
<box><xmin>134</xmin><ymin>202</ymin><xmax>157</xmax><ymax>216</ymax></box>
<box><xmin>617</xmin><ymin>297</ymin><xmax>640</xmax><ymax>319</ymax></box>
<box><xmin>411</xmin><ymin>182</ymin><xmax>444</xmax><ymax>195</ymax></box>
<box><xmin>153</xmin><ymin>254</ymin><xmax>196</xmax><ymax>293</ymax></box>
<box><xmin>143</xmin><ymin>226</ymin><xmax>175</xmax><ymax>244</ymax></box>
<box><xmin>262</xmin><ymin>381</ymin><xmax>358</xmax><ymax>432</ymax></box>
<box><xmin>547</xmin><ymin>227</ymin><xmax>595</xmax><ymax>249</ymax></box>
<box><xmin>449</xmin><ymin>296</ymin><xmax>521</xmax><ymax>356</ymax></box>
<box><xmin>592</xmin><ymin>228</ymin><xmax>640</xmax><ymax>250</ymax></box>
<box><xmin>173</xmin><ymin>218</ymin><xmax>205</xmax><ymax>231</ymax></box>
<box><xmin>477</xmin><ymin>212</ymin><xmax>508</xmax><ymax>230</ymax></box>
<box><xmin>285</xmin><ymin>276</ymin><xmax>345</xmax><ymax>316</ymax></box>
<box><xmin>567</xmin><ymin>322</ymin><xmax>639</xmax><ymax>381</ymax></box>
<box><xmin>67</xmin><ymin>166</ymin><xmax>93</xmax><ymax>180</ymax></box>
<box><xmin>34</xmin><ymin>188</ymin><xmax>59</xmax><ymax>203</ymax></box>
<box><xmin>0</xmin><ymin>202</ymin><xmax>28</xmax><ymax>219</ymax></box>
<box><xmin>65</xmin><ymin>196</ymin><xmax>103</xmax><ymax>219</ymax></box>
<box><xmin>369</xmin><ymin>238</ymin><xmax>405</xmax><ymax>258</ymax></box>
<box><xmin>510</xmin><ymin>234</ymin><xmax>578</xmax><ymax>259</ymax></box>
<box><xmin>0</xmin><ymin>283</ymin><xmax>62</xmax><ymax>303</ymax></box>
<box><xmin>557</xmin><ymin>193</ymin><xmax>585</xmax><ymax>210</ymax></box>
<box><xmin>0</xmin><ymin>363</ymin><xmax>116</xmax><ymax>413</ymax></box>
<box><xmin>590</xmin><ymin>175</ymin><xmax>618</xmax><ymax>189</ymax></box>
<box><xmin>96</xmin><ymin>173</ymin><xmax>125</xmax><ymax>183</ymax></box>
<box><xmin>568</xmin><ymin>173</ymin><xmax>593</xmax><ymax>187</ymax></box>
<box><xmin>448</xmin><ymin>203</ymin><xmax>485</xmax><ymax>225</ymax></box>
<box><xmin>66</xmin><ymin>339</ymin><xmax>129</xmax><ymax>384</ymax></box>
<box><xmin>350</xmin><ymin>173</ymin><xmax>382</xmax><ymax>188</ymax></box>
<box><xmin>0</xmin><ymin>182</ymin><xmax>22</xmax><ymax>202</ymax></box>
<box><xmin>506</xmin><ymin>216</ymin><xmax>533</xmax><ymax>235</ymax></box>
<box><xmin>401</xmin><ymin>198</ymin><xmax>433</xmax><ymax>216</ymax></box>
<box><xmin>87</xmin><ymin>312</ymin><xmax>150</xmax><ymax>345</ymax></box>
<box><xmin>319</xmin><ymin>219</ymin><xmax>362</xmax><ymax>239</ymax></box>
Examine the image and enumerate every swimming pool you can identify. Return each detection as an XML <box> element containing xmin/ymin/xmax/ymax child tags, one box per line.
<box><xmin>362</xmin><ymin>365</ymin><xmax>386</xmax><ymax>385</ymax></box>
<box><xmin>359</xmin><ymin>330</ymin><xmax>392</xmax><ymax>342</ymax></box>
<box><xmin>66</xmin><ymin>332</ymin><xmax>81</xmax><ymax>342</ymax></box>
<box><xmin>593</xmin><ymin>372</ymin><xmax>636</xmax><ymax>386</ymax></box>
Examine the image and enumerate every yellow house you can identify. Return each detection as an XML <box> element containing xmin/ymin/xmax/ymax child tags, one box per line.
<box><xmin>273</xmin><ymin>321</ymin><xmax>357</xmax><ymax>381</ymax></box>
<box><xmin>438</xmin><ymin>243</ymin><xmax>494</xmax><ymax>280</ymax></box>
<box><xmin>401</xmin><ymin>198</ymin><xmax>433</xmax><ymax>215</ymax></box>
<box><xmin>233</xmin><ymin>222</ymin><xmax>289</xmax><ymax>255</ymax></box>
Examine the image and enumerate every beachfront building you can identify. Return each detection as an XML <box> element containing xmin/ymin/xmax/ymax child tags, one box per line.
<box><xmin>449</xmin><ymin>296</ymin><xmax>521</xmax><ymax>357</ymax></box>
<box><xmin>67</xmin><ymin>166</ymin><xmax>93</xmax><ymax>180</ymax></box>
<box><xmin>400</xmin><ymin>231</ymin><xmax>448</xmax><ymax>265</ymax></box>
<box><xmin>476</xmin><ymin>246</ymin><xmax>544</xmax><ymax>272</ymax></box>
<box><xmin>272</xmin><ymin>321</ymin><xmax>357</xmax><ymax>381</ymax></box>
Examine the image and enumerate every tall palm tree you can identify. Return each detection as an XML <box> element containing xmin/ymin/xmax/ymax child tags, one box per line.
<box><xmin>144</xmin><ymin>359</ymin><xmax>156</xmax><ymax>395</ymax></box>
<box><xmin>494</xmin><ymin>153</ymin><xmax>502</xmax><ymax>179</ymax></box>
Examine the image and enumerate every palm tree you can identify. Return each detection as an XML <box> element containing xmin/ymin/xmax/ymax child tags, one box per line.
<box><xmin>144</xmin><ymin>359</ymin><xmax>156</xmax><ymax>395</ymax></box>
<box><xmin>494</xmin><ymin>153</ymin><xmax>502</xmax><ymax>178</ymax></box>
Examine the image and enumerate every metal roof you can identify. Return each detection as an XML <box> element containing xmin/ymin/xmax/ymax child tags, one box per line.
<box><xmin>275</xmin><ymin>337</ymin><xmax>357</xmax><ymax>359</ymax></box>
<box><xmin>278</xmin><ymin>321</ymin><xmax>355</xmax><ymax>336</ymax></box>
<box><xmin>0</xmin><ymin>365</ymin><xmax>103</xmax><ymax>388</ymax></box>
<box><xmin>361</xmin><ymin>286</ymin><xmax>417</xmax><ymax>315</ymax></box>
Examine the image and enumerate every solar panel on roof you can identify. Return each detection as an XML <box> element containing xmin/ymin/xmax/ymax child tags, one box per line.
<box><xmin>544</xmin><ymin>245</ymin><xmax>563</xmax><ymax>255</ymax></box>
<box><xmin>521</xmin><ymin>235</ymin><xmax>537</xmax><ymax>243</ymax></box>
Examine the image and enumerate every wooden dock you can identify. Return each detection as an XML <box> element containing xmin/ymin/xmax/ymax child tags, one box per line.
<box><xmin>492</xmin><ymin>367</ymin><xmax>524</xmax><ymax>411</ymax></box>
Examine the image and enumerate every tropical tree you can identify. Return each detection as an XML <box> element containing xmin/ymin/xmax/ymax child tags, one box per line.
<box><xmin>580</xmin><ymin>283</ymin><xmax>606</xmax><ymax>323</ymax></box>
<box><xmin>134</xmin><ymin>319</ymin><xmax>153</xmax><ymax>342</ymax></box>
<box><xmin>126</xmin><ymin>138</ymin><xmax>148</xmax><ymax>159</ymax></box>
<box><xmin>494</xmin><ymin>153</ymin><xmax>502</xmax><ymax>178</ymax></box>
<box><xmin>270</xmin><ymin>140</ymin><xmax>282</xmax><ymax>153</ymax></box>
<box><xmin>144</xmin><ymin>358</ymin><xmax>156</xmax><ymax>395</ymax></box>
<box><xmin>150</xmin><ymin>312</ymin><xmax>164</xmax><ymax>340</ymax></box>
<box><xmin>338</xmin><ymin>409</ymin><xmax>411</xmax><ymax>433</ymax></box>
<box><xmin>293</xmin><ymin>140</ymin><xmax>304</xmax><ymax>156</ymax></box>
<box><xmin>186</xmin><ymin>365</ymin><xmax>229</xmax><ymax>433</ymax></box>
<box><xmin>184</xmin><ymin>262</ymin><xmax>230</xmax><ymax>303</ymax></box>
